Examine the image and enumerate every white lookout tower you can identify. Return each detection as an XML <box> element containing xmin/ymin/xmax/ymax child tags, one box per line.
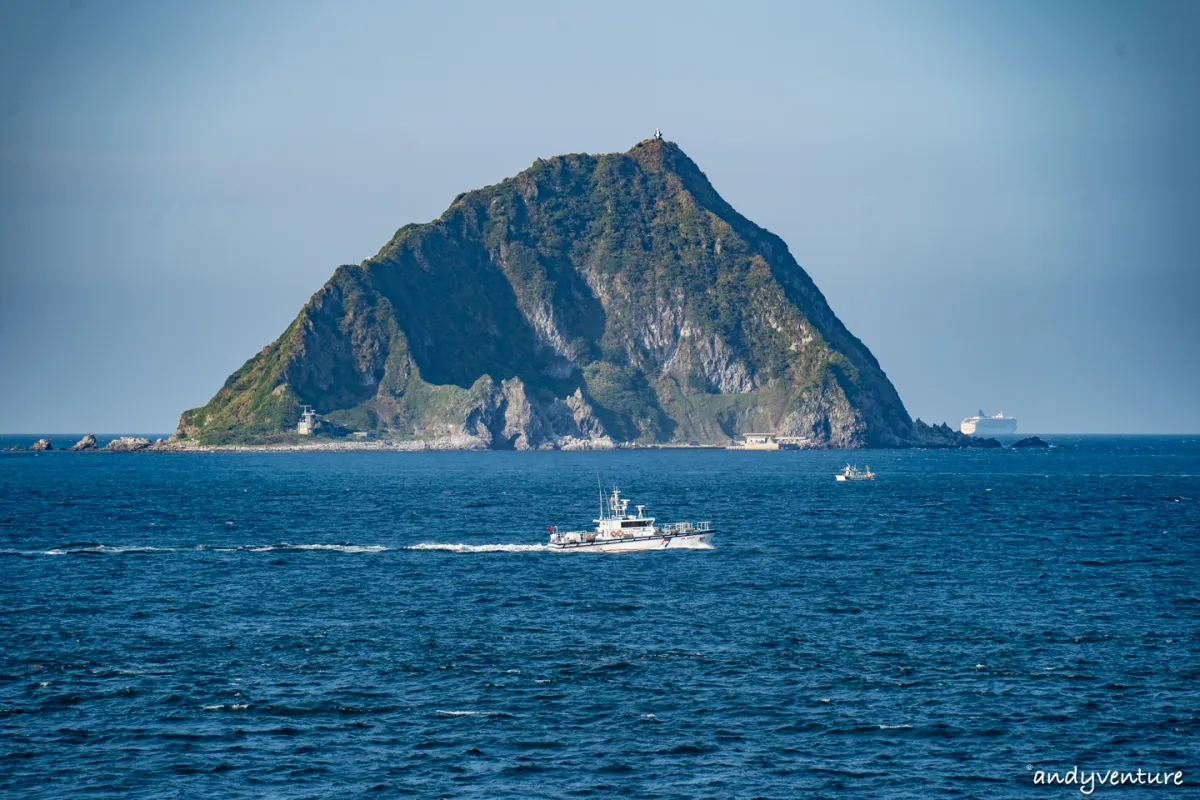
<box><xmin>653</xmin><ymin>127</ymin><xmax>662</xmax><ymax>140</ymax></box>
<box><xmin>297</xmin><ymin>405</ymin><xmax>318</xmax><ymax>436</ymax></box>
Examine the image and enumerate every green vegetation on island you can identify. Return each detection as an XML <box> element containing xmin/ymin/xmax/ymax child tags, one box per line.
<box><xmin>177</xmin><ymin>137</ymin><xmax>973</xmax><ymax>449</ymax></box>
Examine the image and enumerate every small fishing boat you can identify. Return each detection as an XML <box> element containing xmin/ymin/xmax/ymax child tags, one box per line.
<box><xmin>546</xmin><ymin>487</ymin><xmax>715</xmax><ymax>552</ymax></box>
<box><xmin>835</xmin><ymin>464</ymin><xmax>875</xmax><ymax>482</ymax></box>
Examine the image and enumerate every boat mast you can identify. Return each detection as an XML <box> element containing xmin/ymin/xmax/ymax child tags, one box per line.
<box><xmin>597</xmin><ymin>474</ymin><xmax>604</xmax><ymax>521</ymax></box>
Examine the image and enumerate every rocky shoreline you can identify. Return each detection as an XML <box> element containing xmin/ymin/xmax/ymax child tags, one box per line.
<box><xmin>4</xmin><ymin>427</ymin><xmax>1004</xmax><ymax>453</ymax></box>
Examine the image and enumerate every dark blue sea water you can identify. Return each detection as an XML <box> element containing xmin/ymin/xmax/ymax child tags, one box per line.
<box><xmin>2</xmin><ymin>438</ymin><xmax>1198</xmax><ymax>798</ymax></box>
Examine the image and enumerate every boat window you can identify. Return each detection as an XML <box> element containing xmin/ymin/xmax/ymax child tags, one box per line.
<box><xmin>621</xmin><ymin>520</ymin><xmax>650</xmax><ymax>528</ymax></box>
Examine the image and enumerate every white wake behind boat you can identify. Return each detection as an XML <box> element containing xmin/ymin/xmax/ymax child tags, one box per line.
<box><xmin>547</xmin><ymin>488</ymin><xmax>715</xmax><ymax>552</ymax></box>
<box><xmin>836</xmin><ymin>464</ymin><xmax>875</xmax><ymax>482</ymax></box>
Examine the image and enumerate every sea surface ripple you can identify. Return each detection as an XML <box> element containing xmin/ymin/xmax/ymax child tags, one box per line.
<box><xmin>1</xmin><ymin>437</ymin><xmax>1198</xmax><ymax>797</ymax></box>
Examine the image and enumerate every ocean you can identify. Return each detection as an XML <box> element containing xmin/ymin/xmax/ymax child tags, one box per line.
<box><xmin>2</xmin><ymin>438</ymin><xmax>1197</xmax><ymax>798</ymax></box>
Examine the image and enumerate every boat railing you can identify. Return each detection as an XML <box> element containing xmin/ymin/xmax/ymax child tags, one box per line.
<box><xmin>660</xmin><ymin>521</ymin><xmax>712</xmax><ymax>534</ymax></box>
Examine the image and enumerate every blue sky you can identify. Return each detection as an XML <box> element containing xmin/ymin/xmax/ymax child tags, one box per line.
<box><xmin>1</xmin><ymin>0</ymin><xmax>1197</xmax><ymax>433</ymax></box>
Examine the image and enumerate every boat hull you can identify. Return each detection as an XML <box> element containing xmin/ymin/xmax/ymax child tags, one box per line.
<box><xmin>961</xmin><ymin>419</ymin><xmax>1018</xmax><ymax>436</ymax></box>
<box><xmin>547</xmin><ymin>531</ymin><xmax>715</xmax><ymax>552</ymax></box>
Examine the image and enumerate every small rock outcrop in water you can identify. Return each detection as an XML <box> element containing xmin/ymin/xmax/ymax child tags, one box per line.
<box><xmin>29</xmin><ymin>438</ymin><xmax>53</xmax><ymax>451</ymax></box>
<box><xmin>3</xmin><ymin>445</ymin><xmax>25</xmax><ymax>451</ymax></box>
<box><xmin>1012</xmin><ymin>436</ymin><xmax>1050</xmax><ymax>449</ymax></box>
<box><xmin>104</xmin><ymin>437</ymin><xmax>153</xmax><ymax>452</ymax></box>
<box><xmin>69</xmin><ymin>433</ymin><xmax>99</xmax><ymax>451</ymax></box>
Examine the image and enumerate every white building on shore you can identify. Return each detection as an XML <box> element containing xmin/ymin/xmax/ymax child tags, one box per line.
<box><xmin>297</xmin><ymin>406</ymin><xmax>318</xmax><ymax>436</ymax></box>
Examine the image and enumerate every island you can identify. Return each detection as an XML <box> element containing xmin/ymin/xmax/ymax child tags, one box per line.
<box><xmin>16</xmin><ymin>136</ymin><xmax>998</xmax><ymax>453</ymax></box>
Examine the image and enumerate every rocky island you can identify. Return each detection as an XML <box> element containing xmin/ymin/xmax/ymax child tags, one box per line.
<box><xmin>173</xmin><ymin>136</ymin><xmax>989</xmax><ymax>451</ymax></box>
<box><xmin>69</xmin><ymin>433</ymin><xmax>99</xmax><ymax>451</ymax></box>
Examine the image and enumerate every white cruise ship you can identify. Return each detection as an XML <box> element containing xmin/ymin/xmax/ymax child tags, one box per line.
<box><xmin>960</xmin><ymin>410</ymin><xmax>1018</xmax><ymax>436</ymax></box>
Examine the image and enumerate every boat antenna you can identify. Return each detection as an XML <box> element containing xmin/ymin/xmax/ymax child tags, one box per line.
<box><xmin>597</xmin><ymin>473</ymin><xmax>604</xmax><ymax>520</ymax></box>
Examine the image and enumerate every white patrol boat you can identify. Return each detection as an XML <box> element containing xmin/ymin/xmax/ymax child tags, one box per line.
<box><xmin>546</xmin><ymin>488</ymin><xmax>715</xmax><ymax>552</ymax></box>
<box><xmin>835</xmin><ymin>464</ymin><xmax>875</xmax><ymax>482</ymax></box>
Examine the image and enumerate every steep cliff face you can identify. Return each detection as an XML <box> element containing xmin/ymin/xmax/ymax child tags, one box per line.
<box><xmin>179</xmin><ymin>137</ymin><xmax>942</xmax><ymax>449</ymax></box>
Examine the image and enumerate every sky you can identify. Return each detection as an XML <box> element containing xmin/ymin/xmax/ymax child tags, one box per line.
<box><xmin>1</xmin><ymin>0</ymin><xmax>1197</xmax><ymax>434</ymax></box>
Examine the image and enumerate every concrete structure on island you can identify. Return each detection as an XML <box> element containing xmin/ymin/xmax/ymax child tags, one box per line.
<box><xmin>725</xmin><ymin>433</ymin><xmax>806</xmax><ymax>451</ymax></box>
<box><xmin>297</xmin><ymin>406</ymin><xmax>318</xmax><ymax>435</ymax></box>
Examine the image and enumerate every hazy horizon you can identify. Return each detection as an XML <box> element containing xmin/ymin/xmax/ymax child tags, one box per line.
<box><xmin>2</xmin><ymin>0</ymin><xmax>1197</xmax><ymax>435</ymax></box>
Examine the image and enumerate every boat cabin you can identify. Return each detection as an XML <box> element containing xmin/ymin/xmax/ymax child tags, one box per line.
<box><xmin>596</xmin><ymin>488</ymin><xmax>656</xmax><ymax>533</ymax></box>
